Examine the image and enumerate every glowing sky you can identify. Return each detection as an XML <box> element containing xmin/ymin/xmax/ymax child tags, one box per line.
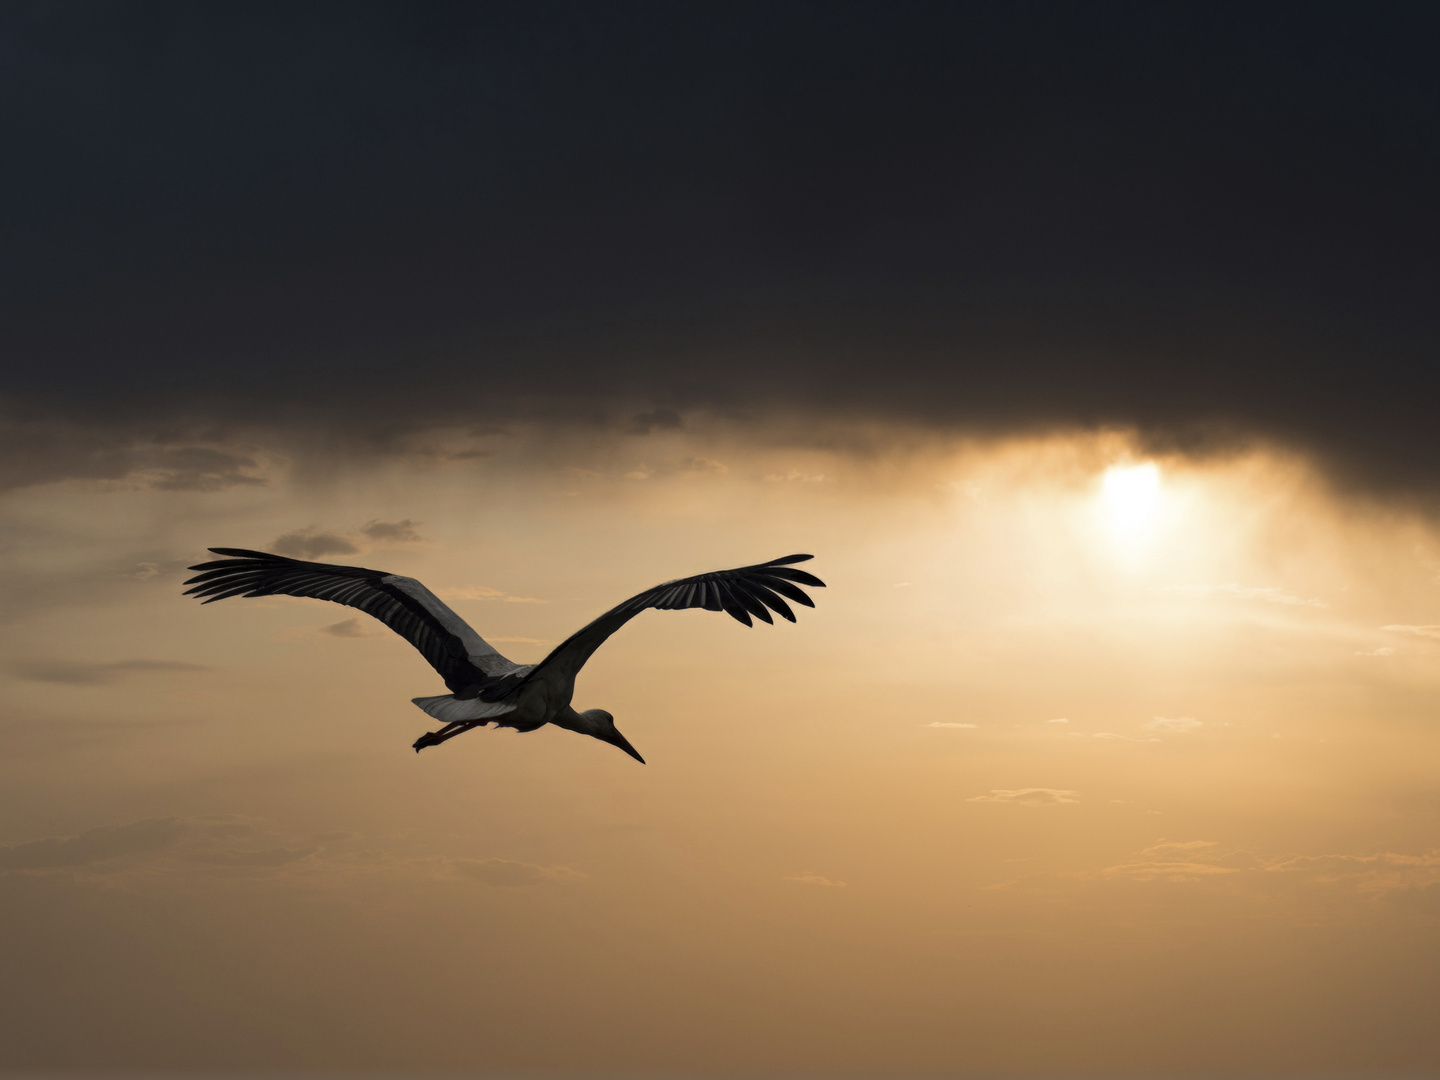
<box><xmin>4</xmin><ymin>3</ymin><xmax>1440</xmax><ymax>1075</ymax></box>
<box><xmin>2</xmin><ymin>427</ymin><xmax>1439</xmax><ymax>1072</ymax></box>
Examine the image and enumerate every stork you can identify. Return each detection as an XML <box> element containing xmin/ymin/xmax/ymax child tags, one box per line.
<box><xmin>182</xmin><ymin>549</ymin><xmax>823</xmax><ymax>762</ymax></box>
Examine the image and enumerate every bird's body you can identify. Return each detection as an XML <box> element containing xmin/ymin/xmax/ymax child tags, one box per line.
<box><xmin>182</xmin><ymin>549</ymin><xmax>823</xmax><ymax>762</ymax></box>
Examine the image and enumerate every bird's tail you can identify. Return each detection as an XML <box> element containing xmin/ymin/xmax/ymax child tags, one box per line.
<box><xmin>411</xmin><ymin>694</ymin><xmax>518</xmax><ymax>724</ymax></box>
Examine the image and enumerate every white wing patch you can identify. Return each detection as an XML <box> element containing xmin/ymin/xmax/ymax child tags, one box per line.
<box><xmin>382</xmin><ymin>574</ymin><xmax>531</xmax><ymax>677</ymax></box>
<box><xmin>411</xmin><ymin>694</ymin><xmax>519</xmax><ymax>724</ymax></box>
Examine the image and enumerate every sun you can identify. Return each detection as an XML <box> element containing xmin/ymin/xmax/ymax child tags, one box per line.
<box><xmin>1100</xmin><ymin>462</ymin><xmax>1162</xmax><ymax>540</ymax></box>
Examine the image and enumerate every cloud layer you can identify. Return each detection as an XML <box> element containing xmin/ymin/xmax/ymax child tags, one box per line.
<box><xmin>2</xmin><ymin>4</ymin><xmax>1440</xmax><ymax>494</ymax></box>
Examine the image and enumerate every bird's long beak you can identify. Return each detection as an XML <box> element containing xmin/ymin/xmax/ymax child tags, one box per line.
<box><xmin>608</xmin><ymin>727</ymin><xmax>646</xmax><ymax>764</ymax></box>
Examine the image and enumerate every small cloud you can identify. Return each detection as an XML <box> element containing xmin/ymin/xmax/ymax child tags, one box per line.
<box><xmin>126</xmin><ymin>562</ymin><xmax>162</xmax><ymax>580</ymax></box>
<box><xmin>1101</xmin><ymin>861</ymin><xmax>1240</xmax><ymax>882</ymax></box>
<box><xmin>628</xmin><ymin>408</ymin><xmax>683</xmax><ymax>435</ymax></box>
<box><xmin>764</xmin><ymin>471</ymin><xmax>830</xmax><ymax>483</ymax></box>
<box><xmin>1097</xmin><ymin>840</ymin><xmax>1243</xmax><ymax>882</ymax></box>
<box><xmin>1142</xmin><ymin>716</ymin><xmax>1203</xmax><ymax>733</ymax></box>
<box><xmin>967</xmin><ymin>788</ymin><xmax>1079</xmax><ymax>805</ymax></box>
<box><xmin>1047</xmin><ymin>717</ymin><xmax>1069</xmax><ymax>723</ymax></box>
<box><xmin>1156</xmin><ymin>584</ymin><xmax>1325</xmax><ymax>607</ymax></box>
<box><xmin>1092</xmin><ymin>732</ymin><xmax>1161</xmax><ymax>742</ymax></box>
<box><xmin>137</xmin><ymin>447</ymin><xmax>266</xmax><ymax>492</ymax></box>
<box><xmin>783</xmin><ymin>873</ymin><xmax>847</xmax><ymax>887</ymax></box>
<box><xmin>893</xmin><ymin>582</ymin><xmax>912</xmax><ymax>587</ymax></box>
<box><xmin>318</xmin><ymin>618</ymin><xmax>373</xmax><ymax>639</ymax></box>
<box><xmin>436</xmin><ymin>585</ymin><xmax>506</xmax><ymax>600</ymax></box>
<box><xmin>1356</xmin><ymin>646</ymin><xmax>1397</xmax><ymax>656</ymax></box>
<box><xmin>1381</xmin><ymin>624</ymin><xmax>1440</xmax><ymax>640</ymax></box>
<box><xmin>271</xmin><ymin>528</ymin><xmax>360</xmax><ymax>559</ymax></box>
<box><xmin>360</xmin><ymin>518</ymin><xmax>424</xmax><ymax>543</ymax></box>
<box><xmin>923</xmin><ymin>721</ymin><xmax>978</xmax><ymax>728</ymax></box>
<box><xmin>8</xmin><ymin>658</ymin><xmax>208</xmax><ymax>686</ymax></box>
<box><xmin>0</xmin><ymin>818</ymin><xmax>185</xmax><ymax>871</ymax></box>
<box><xmin>1141</xmin><ymin>839</ymin><xmax>1218</xmax><ymax>858</ymax></box>
<box><xmin>183</xmin><ymin>846</ymin><xmax>318</xmax><ymax>867</ymax></box>
<box><xmin>436</xmin><ymin>585</ymin><xmax>545</xmax><ymax>603</ymax></box>
<box><xmin>678</xmin><ymin>456</ymin><xmax>728</xmax><ymax>475</ymax></box>
<box><xmin>450</xmin><ymin>858</ymin><xmax>586</xmax><ymax>887</ymax></box>
<box><xmin>623</xmin><ymin>466</ymin><xmax>653</xmax><ymax>481</ymax></box>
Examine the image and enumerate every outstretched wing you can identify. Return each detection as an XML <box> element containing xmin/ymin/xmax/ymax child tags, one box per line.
<box><xmin>518</xmin><ymin>554</ymin><xmax>823</xmax><ymax>692</ymax></box>
<box><xmin>181</xmin><ymin>548</ymin><xmax>529</xmax><ymax>694</ymax></box>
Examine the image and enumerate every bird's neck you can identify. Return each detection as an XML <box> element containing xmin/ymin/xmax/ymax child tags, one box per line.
<box><xmin>549</xmin><ymin>705</ymin><xmax>597</xmax><ymax>736</ymax></box>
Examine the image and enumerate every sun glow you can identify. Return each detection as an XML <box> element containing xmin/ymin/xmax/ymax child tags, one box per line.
<box><xmin>1100</xmin><ymin>462</ymin><xmax>1162</xmax><ymax>543</ymax></box>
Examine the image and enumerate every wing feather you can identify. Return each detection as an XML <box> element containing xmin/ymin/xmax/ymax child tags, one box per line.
<box><xmin>757</xmin><ymin>577</ymin><xmax>815</xmax><ymax>607</ymax></box>
<box><xmin>182</xmin><ymin>548</ymin><xmax>524</xmax><ymax>694</ymax></box>
<box><xmin>762</xmin><ymin>566</ymin><xmax>826</xmax><ymax>588</ymax></box>
<box><xmin>750</xmin><ymin>583</ymin><xmax>796</xmax><ymax>622</ymax></box>
<box><xmin>522</xmin><ymin>555</ymin><xmax>825</xmax><ymax>687</ymax></box>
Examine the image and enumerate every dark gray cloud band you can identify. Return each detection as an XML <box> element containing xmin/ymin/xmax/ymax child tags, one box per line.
<box><xmin>3</xmin><ymin>2</ymin><xmax>1438</xmax><ymax>493</ymax></box>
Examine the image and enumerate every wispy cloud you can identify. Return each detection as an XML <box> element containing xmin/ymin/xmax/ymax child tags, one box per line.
<box><xmin>1142</xmin><ymin>840</ymin><xmax>1220</xmax><ymax>857</ymax></box>
<box><xmin>923</xmin><ymin>721</ymin><xmax>977</xmax><ymax>728</ymax></box>
<box><xmin>967</xmin><ymin>788</ymin><xmax>1079</xmax><ymax>805</ymax></box>
<box><xmin>1381</xmin><ymin>624</ymin><xmax>1440</xmax><ymax>640</ymax></box>
<box><xmin>318</xmin><ymin>618</ymin><xmax>374</xmax><ymax>639</ymax></box>
<box><xmin>436</xmin><ymin>585</ymin><xmax>546</xmax><ymax>604</ymax></box>
<box><xmin>7</xmin><ymin>658</ymin><xmax>209</xmax><ymax>686</ymax></box>
<box><xmin>1142</xmin><ymin>716</ymin><xmax>1203</xmax><ymax>733</ymax></box>
<box><xmin>678</xmin><ymin>456</ymin><xmax>728</xmax><ymax>475</ymax></box>
<box><xmin>360</xmin><ymin>518</ymin><xmax>425</xmax><ymax>543</ymax></box>
<box><xmin>436</xmin><ymin>585</ymin><xmax>505</xmax><ymax>599</ymax></box>
<box><xmin>271</xmin><ymin>528</ymin><xmax>359</xmax><ymax>559</ymax></box>
<box><xmin>184</xmin><ymin>845</ymin><xmax>319</xmax><ymax>867</ymax></box>
<box><xmin>449</xmin><ymin>858</ymin><xmax>586</xmax><ymax>887</ymax></box>
<box><xmin>134</xmin><ymin>446</ymin><xmax>267</xmax><ymax>492</ymax></box>
<box><xmin>0</xmin><ymin>817</ymin><xmax>587</xmax><ymax>891</ymax></box>
<box><xmin>0</xmin><ymin>818</ymin><xmax>186</xmax><ymax>870</ymax></box>
<box><xmin>1093</xmin><ymin>840</ymin><xmax>1440</xmax><ymax>893</ymax></box>
<box><xmin>1156</xmin><ymin>584</ymin><xmax>1326</xmax><ymax>607</ymax></box>
<box><xmin>763</xmin><ymin>471</ymin><xmax>831</xmax><ymax>483</ymax></box>
<box><xmin>1101</xmin><ymin>860</ymin><xmax>1241</xmax><ymax>881</ymax></box>
<box><xmin>783</xmin><ymin>873</ymin><xmax>847</xmax><ymax>887</ymax></box>
<box><xmin>627</xmin><ymin>409</ymin><xmax>682</xmax><ymax>435</ymax></box>
<box><xmin>271</xmin><ymin>519</ymin><xmax>427</xmax><ymax>560</ymax></box>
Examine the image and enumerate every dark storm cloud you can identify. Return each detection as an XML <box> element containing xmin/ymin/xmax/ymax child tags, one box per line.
<box><xmin>2</xmin><ymin>2</ymin><xmax>1438</xmax><ymax>491</ymax></box>
<box><xmin>0</xmin><ymin>411</ymin><xmax>267</xmax><ymax>492</ymax></box>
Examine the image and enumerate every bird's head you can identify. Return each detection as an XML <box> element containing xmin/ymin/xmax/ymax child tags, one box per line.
<box><xmin>579</xmin><ymin>708</ymin><xmax>646</xmax><ymax>764</ymax></box>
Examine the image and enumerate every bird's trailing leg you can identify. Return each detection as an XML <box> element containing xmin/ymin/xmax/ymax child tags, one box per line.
<box><xmin>412</xmin><ymin>718</ymin><xmax>489</xmax><ymax>752</ymax></box>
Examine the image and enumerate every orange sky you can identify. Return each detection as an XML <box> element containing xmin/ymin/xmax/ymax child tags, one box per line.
<box><xmin>2</xmin><ymin>423</ymin><xmax>1439</xmax><ymax>1073</ymax></box>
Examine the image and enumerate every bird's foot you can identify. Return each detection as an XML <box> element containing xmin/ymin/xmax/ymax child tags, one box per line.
<box><xmin>412</xmin><ymin>730</ymin><xmax>446</xmax><ymax>753</ymax></box>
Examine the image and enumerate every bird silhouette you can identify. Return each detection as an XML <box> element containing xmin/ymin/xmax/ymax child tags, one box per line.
<box><xmin>182</xmin><ymin>549</ymin><xmax>824</xmax><ymax>762</ymax></box>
